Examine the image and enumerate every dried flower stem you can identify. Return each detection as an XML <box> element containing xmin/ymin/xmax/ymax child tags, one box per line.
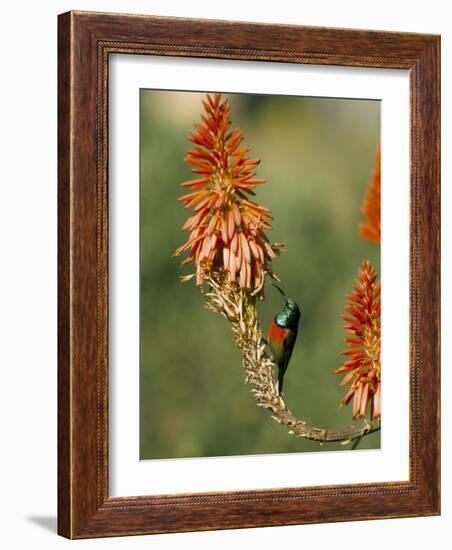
<box><xmin>204</xmin><ymin>273</ymin><xmax>380</xmax><ymax>444</ymax></box>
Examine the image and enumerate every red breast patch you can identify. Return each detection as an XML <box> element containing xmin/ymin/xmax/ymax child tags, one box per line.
<box><xmin>269</xmin><ymin>319</ymin><xmax>287</xmax><ymax>345</ymax></box>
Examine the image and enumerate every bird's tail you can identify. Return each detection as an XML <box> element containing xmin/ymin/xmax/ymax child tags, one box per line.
<box><xmin>277</xmin><ymin>370</ymin><xmax>284</xmax><ymax>395</ymax></box>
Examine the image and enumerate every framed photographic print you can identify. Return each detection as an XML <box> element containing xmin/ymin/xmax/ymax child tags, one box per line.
<box><xmin>58</xmin><ymin>11</ymin><xmax>440</xmax><ymax>538</ymax></box>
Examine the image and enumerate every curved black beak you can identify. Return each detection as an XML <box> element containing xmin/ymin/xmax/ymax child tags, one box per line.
<box><xmin>270</xmin><ymin>282</ymin><xmax>288</xmax><ymax>303</ymax></box>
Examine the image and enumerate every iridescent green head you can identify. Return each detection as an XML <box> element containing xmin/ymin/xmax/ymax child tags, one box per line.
<box><xmin>271</xmin><ymin>283</ymin><xmax>301</xmax><ymax>330</ymax></box>
<box><xmin>276</xmin><ymin>298</ymin><xmax>300</xmax><ymax>330</ymax></box>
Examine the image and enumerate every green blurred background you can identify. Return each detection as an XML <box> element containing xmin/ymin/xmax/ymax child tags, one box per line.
<box><xmin>140</xmin><ymin>90</ymin><xmax>380</xmax><ymax>459</ymax></box>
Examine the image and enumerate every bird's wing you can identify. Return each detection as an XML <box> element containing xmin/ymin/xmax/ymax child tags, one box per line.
<box><xmin>282</xmin><ymin>330</ymin><xmax>297</xmax><ymax>372</ymax></box>
<box><xmin>269</xmin><ymin>338</ymin><xmax>285</xmax><ymax>366</ymax></box>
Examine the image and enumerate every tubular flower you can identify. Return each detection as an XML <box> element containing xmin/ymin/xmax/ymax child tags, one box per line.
<box><xmin>336</xmin><ymin>260</ymin><xmax>381</xmax><ymax>420</ymax></box>
<box><xmin>174</xmin><ymin>93</ymin><xmax>282</xmax><ymax>293</ymax></box>
<box><xmin>359</xmin><ymin>144</ymin><xmax>380</xmax><ymax>244</ymax></box>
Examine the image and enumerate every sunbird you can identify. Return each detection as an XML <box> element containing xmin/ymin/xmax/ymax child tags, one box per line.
<box><xmin>268</xmin><ymin>284</ymin><xmax>301</xmax><ymax>395</ymax></box>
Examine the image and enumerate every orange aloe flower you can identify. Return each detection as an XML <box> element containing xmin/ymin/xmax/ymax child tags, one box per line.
<box><xmin>174</xmin><ymin>93</ymin><xmax>281</xmax><ymax>292</ymax></box>
<box><xmin>336</xmin><ymin>260</ymin><xmax>381</xmax><ymax>420</ymax></box>
<box><xmin>359</xmin><ymin>144</ymin><xmax>381</xmax><ymax>244</ymax></box>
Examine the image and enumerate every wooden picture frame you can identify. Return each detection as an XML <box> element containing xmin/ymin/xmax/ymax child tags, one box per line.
<box><xmin>58</xmin><ymin>11</ymin><xmax>440</xmax><ymax>539</ymax></box>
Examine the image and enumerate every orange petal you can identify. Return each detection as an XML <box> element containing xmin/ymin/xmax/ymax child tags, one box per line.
<box><xmin>194</xmin><ymin>195</ymin><xmax>214</xmax><ymax>212</ymax></box>
<box><xmin>360</xmin><ymin>383</ymin><xmax>369</xmax><ymax>417</ymax></box>
<box><xmin>240</xmin><ymin>233</ymin><xmax>251</xmax><ymax>264</ymax></box>
<box><xmin>242</xmin><ymin>178</ymin><xmax>266</xmax><ymax>185</ymax></box>
<box><xmin>254</xmin><ymin>260</ymin><xmax>262</xmax><ymax>285</ymax></box>
<box><xmin>342</xmin><ymin>386</ymin><xmax>356</xmax><ymax>405</ymax></box>
<box><xmin>353</xmin><ymin>383</ymin><xmax>363</xmax><ymax>418</ymax></box>
<box><xmin>232</xmin><ymin>202</ymin><xmax>241</xmax><ymax>226</ymax></box>
<box><xmin>228</xmin><ymin>209</ymin><xmax>235</xmax><ymax>240</ymax></box>
<box><xmin>214</xmin><ymin>195</ymin><xmax>224</xmax><ymax>209</ymax></box>
<box><xmin>223</xmin><ymin>247</ymin><xmax>230</xmax><ymax>270</ymax></box>
<box><xmin>229</xmin><ymin>251</ymin><xmax>236</xmax><ymax>280</ymax></box>
<box><xmin>263</xmin><ymin>242</ymin><xmax>276</xmax><ymax>259</ymax></box>
<box><xmin>340</xmin><ymin>370</ymin><xmax>357</xmax><ymax>387</ymax></box>
<box><xmin>199</xmin><ymin>235</ymin><xmax>211</xmax><ymax>259</ymax></box>
<box><xmin>236</xmin><ymin>236</ymin><xmax>242</xmax><ymax>266</ymax></box>
<box><xmin>341</xmin><ymin>349</ymin><xmax>365</xmax><ymax>358</ymax></box>
<box><xmin>180</xmin><ymin>177</ymin><xmax>210</xmax><ymax>188</ymax></box>
<box><xmin>175</xmin><ymin>234</ymin><xmax>204</xmax><ymax>255</ymax></box>
<box><xmin>233</xmin><ymin>182</ymin><xmax>256</xmax><ymax>191</ymax></box>
<box><xmin>207</xmin><ymin>212</ymin><xmax>219</xmax><ymax>235</ymax></box>
<box><xmin>184</xmin><ymin>156</ymin><xmax>212</xmax><ymax>170</ymax></box>
<box><xmin>242</xmin><ymin>199</ymin><xmax>271</xmax><ymax>213</ymax></box>
<box><xmin>220</xmin><ymin>217</ymin><xmax>228</xmax><ymax>244</ymax></box>
<box><xmin>231</xmin><ymin>232</ymin><xmax>238</xmax><ymax>254</ymax></box>
<box><xmin>239</xmin><ymin>259</ymin><xmax>247</xmax><ymax>287</ymax></box>
<box><xmin>345</xmin><ymin>337</ymin><xmax>363</xmax><ymax>346</ymax></box>
<box><xmin>249</xmin><ymin>239</ymin><xmax>260</xmax><ymax>260</ymax></box>
<box><xmin>245</xmin><ymin>260</ymin><xmax>251</xmax><ymax>287</ymax></box>
<box><xmin>373</xmin><ymin>383</ymin><xmax>381</xmax><ymax>418</ymax></box>
<box><xmin>178</xmin><ymin>188</ymin><xmax>208</xmax><ymax>204</ymax></box>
